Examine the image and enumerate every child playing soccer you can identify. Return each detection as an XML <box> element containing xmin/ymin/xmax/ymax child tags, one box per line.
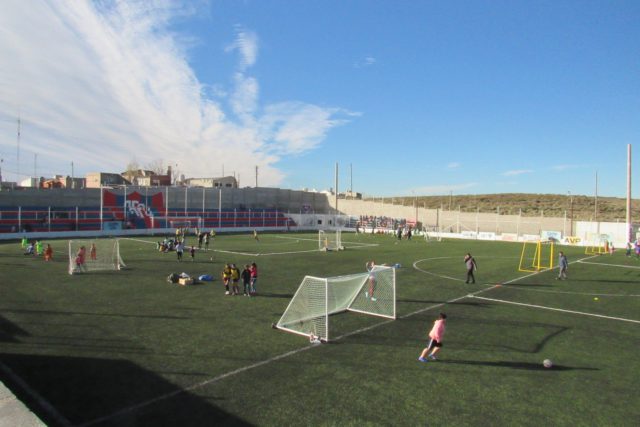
<box><xmin>365</xmin><ymin>260</ymin><xmax>377</xmax><ymax>301</ymax></box>
<box><xmin>90</xmin><ymin>243</ymin><xmax>97</xmax><ymax>261</ymax></box>
<box><xmin>222</xmin><ymin>264</ymin><xmax>232</xmax><ymax>295</ymax></box>
<box><xmin>231</xmin><ymin>263</ymin><xmax>240</xmax><ymax>295</ymax></box>
<box><xmin>44</xmin><ymin>244</ymin><xmax>53</xmax><ymax>261</ymax></box>
<box><xmin>190</xmin><ymin>246</ymin><xmax>196</xmax><ymax>261</ymax></box>
<box><xmin>418</xmin><ymin>313</ymin><xmax>447</xmax><ymax>362</ymax></box>
<box><xmin>241</xmin><ymin>264</ymin><xmax>252</xmax><ymax>296</ymax></box>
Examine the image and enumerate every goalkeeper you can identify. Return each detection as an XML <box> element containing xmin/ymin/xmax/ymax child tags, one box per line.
<box><xmin>365</xmin><ymin>261</ymin><xmax>377</xmax><ymax>301</ymax></box>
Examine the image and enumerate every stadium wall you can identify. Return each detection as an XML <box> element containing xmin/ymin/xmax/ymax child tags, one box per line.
<box><xmin>1</xmin><ymin>188</ymin><xmax>636</xmax><ymax>246</ymax></box>
<box><xmin>330</xmin><ymin>199</ymin><xmax>637</xmax><ymax>247</ymax></box>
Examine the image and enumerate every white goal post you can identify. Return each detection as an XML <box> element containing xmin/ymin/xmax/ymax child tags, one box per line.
<box><xmin>423</xmin><ymin>225</ymin><xmax>442</xmax><ymax>242</ymax></box>
<box><xmin>68</xmin><ymin>239</ymin><xmax>126</xmax><ymax>275</ymax></box>
<box><xmin>275</xmin><ymin>265</ymin><xmax>396</xmax><ymax>341</ymax></box>
<box><xmin>319</xmin><ymin>229</ymin><xmax>343</xmax><ymax>251</ymax></box>
<box><xmin>150</xmin><ymin>217</ymin><xmax>203</xmax><ymax>230</ymax></box>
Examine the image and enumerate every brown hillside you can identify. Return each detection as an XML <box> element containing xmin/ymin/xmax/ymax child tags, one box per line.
<box><xmin>369</xmin><ymin>193</ymin><xmax>640</xmax><ymax>222</ymax></box>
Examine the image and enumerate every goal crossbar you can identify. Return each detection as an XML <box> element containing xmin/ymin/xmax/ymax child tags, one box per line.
<box><xmin>68</xmin><ymin>239</ymin><xmax>126</xmax><ymax>275</ymax></box>
<box><xmin>275</xmin><ymin>265</ymin><xmax>395</xmax><ymax>341</ymax></box>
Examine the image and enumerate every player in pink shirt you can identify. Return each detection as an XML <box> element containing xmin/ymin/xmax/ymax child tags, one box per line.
<box><xmin>418</xmin><ymin>313</ymin><xmax>447</xmax><ymax>362</ymax></box>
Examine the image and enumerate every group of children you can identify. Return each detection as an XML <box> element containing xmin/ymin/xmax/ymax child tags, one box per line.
<box><xmin>625</xmin><ymin>240</ymin><xmax>640</xmax><ymax>257</ymax></box>
<box><xmin>21</xmin><ymin>237</ymin><xmax>54</xmax><ymax>261</ymax></box>
<box><xmin>222</xmin><ymin>262</ymin><xmax>258</xmax><ymax>296</ymax></box>
<box><xmin>72</xmin><ymin>243</ymin><xmax>97</xmax><ymax>273</ymax></box>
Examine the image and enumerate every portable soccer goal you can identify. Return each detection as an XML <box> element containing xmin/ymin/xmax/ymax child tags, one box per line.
<box><xmin>68</xmin><ymin>239</ymin><xmax>126</xmax><ymax>275</ymax></box>
<box><xmin>584</xmin><ymin>234</ymin><xmax>609</xmax><ymax>255</ymax></box>
<box><xmin>423</xmin><ymin>225</ymin><xmax>442</xmax><ymax>242</ymax></box>
<box><xmin>275</xmin><ymin>265</ymin><xmax>396</xmax><ymax>342</ymax></box>
<box><xmin>319</xmin><ymin>229</ymin><xmax>343</xmax><ymax>251</ymax></box>
<box><xmin>518</xmin><ymin>239</ymin><xmax>554</xmax><ymax>272</ymax></box>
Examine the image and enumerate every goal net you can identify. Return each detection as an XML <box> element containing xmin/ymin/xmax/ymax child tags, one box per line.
<box><xmin>319</xmin><ymin>229</ymin><xmax>343</xmax><ymax>251</ymax></box>
<box><xmin>423</xmin><ymin>225</ymin><xmax>442</xmax><ymax>242</ymax></box>
<box><xmin>151</xmin><ymin>217</ymin><xmax>203</xmax><ymax>230</ymax></box>
<box><xmin>584</xmin><ymin>234</ymin><xmax>609</xmax><ymax>255</ymax></box>
<box><xmin>275</xmin><ymin>265</ymin><xmax>396</xmax><ymax>341</ymax></box>
<box><xmin>68</xmin><ymin>239</ymin><xmax>126</xmax><ymax>275</ymax></box>
<box><xmin>518</xmin><ymin>240</ymin><xmax>554</xmax><ymax>272</ymax></box>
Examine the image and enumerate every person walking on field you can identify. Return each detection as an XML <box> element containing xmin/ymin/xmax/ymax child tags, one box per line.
<box><xmin>249</xmin><ymin>262</ymin><xmax>258</xmax><ymax>295</ymax></box>
<box><xmin>241</xmin><ymin>264</ymin><xmax>252</xmax><ymax>296</ymax></box>
<box><xmin>557</xmin><ymin>251</ymin><xmax>568</xmax><ymax>280</ymax></box>
<box><xmin>175</xmin><ymin>240</ymin><xmax>184</xmax><ymax>261</ymax></box>
<box><xmin>464</xmin><ymin>253</ymin><xmax>477</xmax><ymax>284</ymax></box>
<box><xmin>418</xmin><ymin>313</ymin><xmax>447</xmax><ymax>362</ymax></box>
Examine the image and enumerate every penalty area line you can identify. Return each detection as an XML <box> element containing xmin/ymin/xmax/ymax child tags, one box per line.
<box><xmin>469</xmin><ymin>295</ymin><xmax>640</xmax><ymax>324</ymax></box>
<box><xmin>577</xmin><ymin>259</ymin><xmax>640</xmax><ymax>270</ymax></box>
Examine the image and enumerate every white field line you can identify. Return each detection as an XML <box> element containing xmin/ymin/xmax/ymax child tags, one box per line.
<box><xmin>274</xmin><ymin>235</ymin><xmax>379</xmax><ymax>248</ymax></box>
<box><xmin>469</xmin><ymin>296</ymin><xmax>640</xmax><ymax>324</ymax></box>
<box><xmin>122</xmin><ymin>236</ymin><xmax>372</xmax><ymax>257</ymax></box>
<box><xmin>213</xmin><ymin>248</ymin><xmax>323</xmax><ymax>257</ymax></box>
<box><xmin>412</xmin><ymin>254</ymin><xmax>640</xmax><ymax>297</ymax></box>
<box><xmin>577</xmin><ymin>259</ymin><xmax>640</xmax><ymax>269</ymax></box>
<box><xmin>0</xmin><ymin>360</ymin><xmax>73</xmax><ymax>427</ymax></box>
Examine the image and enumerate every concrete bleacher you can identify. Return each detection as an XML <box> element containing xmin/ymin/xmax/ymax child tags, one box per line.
<box><xmin>0</xmin><ymin>381</ymin><xmax>45</xmax><ymax>427</ymax></box>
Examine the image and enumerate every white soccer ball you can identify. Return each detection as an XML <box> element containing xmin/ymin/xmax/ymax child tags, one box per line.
<box><xmin>543</xmin><ymin>359</ymin><xmax>553</xmax><ymax>368</ymax></box>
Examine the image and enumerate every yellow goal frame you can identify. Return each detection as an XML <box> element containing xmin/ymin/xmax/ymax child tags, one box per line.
<box><xmin>518</xmin><ymin>240</ymin><xmax>555</xmax><ymax>272</ymax></box>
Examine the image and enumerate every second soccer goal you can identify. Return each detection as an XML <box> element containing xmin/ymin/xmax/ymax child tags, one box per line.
<box><xmin>274</xmin><ymin>265</ymin><xmax>396</xmax><ymax>341</ymax></box>
<box><xmin>68</xmin><ymin>239</ymin><xmax>126</xmax><ymax>275</ymax></box>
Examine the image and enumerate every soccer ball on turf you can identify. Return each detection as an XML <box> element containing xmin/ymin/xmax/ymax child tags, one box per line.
<box><xmin>543</xmin><ymin>359</ymin><xmax>553</xmax><ymax>368</ymax></box>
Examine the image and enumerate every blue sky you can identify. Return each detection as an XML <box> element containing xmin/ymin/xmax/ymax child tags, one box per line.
<box><xmin>0</xmin><ymin>0</ymin><xmax>638</xmax><ymax>197</ymax></box>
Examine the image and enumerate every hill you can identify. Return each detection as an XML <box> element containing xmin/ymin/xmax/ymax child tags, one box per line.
<box><xmin>374</xmin><ymin>193</ymin><xmax>639</xmax><ymax>222</ymax></box>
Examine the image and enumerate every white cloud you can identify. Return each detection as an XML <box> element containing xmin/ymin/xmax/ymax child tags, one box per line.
<box><xmin>447</xmin><ymin>162</ymin><xmax>460</xmax><ymax>169</ymax></box>
<box><xmin>502</xmin><ymin>169</ymin><xmax>533</xmax><ymax>176</ymax></box>
<box><xmin>354</xmin><ymin>55</ymin><xmax>376</xmax><ymax>68</ymax></box>
<box><xmin>226</xmin><ymin>26</ymin><xmax>258</xmax><ymax>71</ymax></box>
<box><xmin>0</xmin><ymin>1</ymin><xmax>351</xmax><ymax>185</ymax></box>
<box><xmin>552</xmin><ymin>164</ymin><xmax>579</xmax><ymax>171</ymax></box>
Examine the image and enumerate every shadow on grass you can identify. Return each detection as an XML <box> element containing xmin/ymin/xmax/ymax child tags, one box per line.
<box><xmin>397</xmin><ymin>299</ymin><xmax>444</xmax><ymax>304</ymax></box>
<box><xmin>0</xmin><ymin>314</ymin><xmax>30</xmax><ymax>343</ymax></box>
<box><xmin>502</xmin><ymin>282</ymin><xmax>553</xmax><ymax>288</ymax></box>
<box><xmin>257</xmin><ymin>292</ymin><xmax>293</xmax><ymax>299</ymax></box>
<box><xmin>0</xmin><ymin>353</ymin><xmax>251</xmax><ymax>427</ymax></box>
<box><xmin>1</xmin><ymin>308</ymin><xmax>190</xmax><ymax>320</ymax></box>
<box><xmin>436</xmin><ymin>359</ymin><xmax>598</xmax><ymax>371</ymax></box>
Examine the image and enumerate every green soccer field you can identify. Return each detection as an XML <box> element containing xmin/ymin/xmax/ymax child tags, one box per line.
<box><xmin>1</xmin><ymin>232</ymin><xmax>639</xmax><ymax>426</ymax></box>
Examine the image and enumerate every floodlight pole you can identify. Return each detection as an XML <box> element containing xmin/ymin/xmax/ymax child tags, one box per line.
<box><xmin>568</xmin><ymin>191</ymin><xmax>573</xmax><ymax>236</ymax></box>
<box><xmin>626</xmin><ymin>144</ymin><xmax>632</xmax><ymax>242</ymax></box>
<box><xmin>594</xmin><ymin>171</ymin><xmax>599</xmax><ymax>235</ymax></box>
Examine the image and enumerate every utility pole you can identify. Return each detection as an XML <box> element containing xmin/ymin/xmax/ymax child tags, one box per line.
<box><xmin>350</xmin><ymin>163</ymin><xmax>353</xmax><ymax>199</ymax></box>
<box><xmin>568</xmin><ymin>191</ymin><xmax>574</xmax><ymax>236</ymax></box>
<box><xmin>255</xmin><ymin>165</ymin><xmax>258</xmax><ymax>187</ymax></box>
<box><xmin>594</xmin><ymin>171</ymin><xmax>598</xmax><ymax>222</ymax></box>
<box><xmin>17</xmin><ymin>116</ymin><xmax>21</xmax><ymax>183</ymax></box>
<box><xmin>626</xmin><ymin>144</ymin><xmax>632</xmax><ymax>242</ymax></box>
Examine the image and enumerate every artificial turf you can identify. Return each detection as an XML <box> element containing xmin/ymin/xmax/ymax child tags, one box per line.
<box><xmin>1</xmin><ymin>232</ymin><xmax>639</xmax><ymax>426</ymax></box>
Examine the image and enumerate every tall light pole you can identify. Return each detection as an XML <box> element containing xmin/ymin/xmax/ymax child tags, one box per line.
<box><xmin>626</xmin><ymin>144</ymin><xmax>632</xmax><ymax>242</ymax></box>
<box><xmin>568</xmin><ymin>191</ymin><xmax>573</xmax><ymax>236</ymax></box>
